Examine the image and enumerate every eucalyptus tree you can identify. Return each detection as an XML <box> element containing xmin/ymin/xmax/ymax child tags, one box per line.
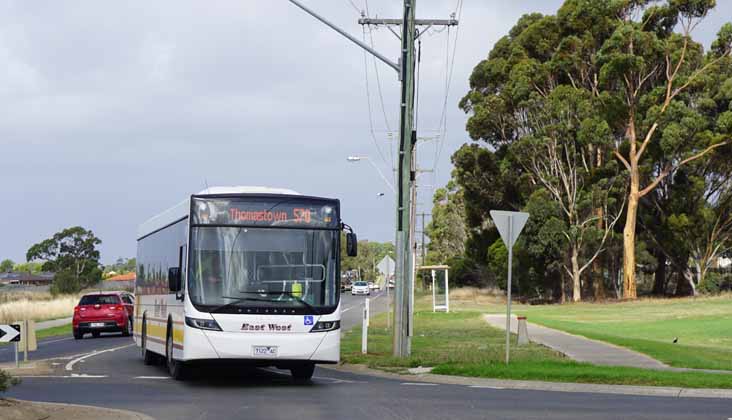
<box><xmin>460</xmin><ymin>0</ymin><xmax>731</xmax><ymax>299</ymax></box>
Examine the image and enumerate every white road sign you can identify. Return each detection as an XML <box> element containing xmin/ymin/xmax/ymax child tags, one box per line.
<box><xmin>0</xmin><ymin>324</ymin><xmax>21</xmax><ymax>343</ymax></box>
<box><xmin>490</xmin><ymin>211</ymin><xmax>529</xmax><ymax>248</ymax></box>
<box><xmin>489</xmin><ymin>210</ymin><xmax>530</xmax><ymax>365</ymax></box>
<box><xmin>377</xmin><ymin>255</ymin><xmax>395</xmax><ymax>277</ymax></box>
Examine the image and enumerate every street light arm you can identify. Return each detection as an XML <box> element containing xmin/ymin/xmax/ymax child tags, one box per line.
<box><xmin>288</xmin><ymin>0</ymin><xmax>400</xmax><ymax>73</ymax></box>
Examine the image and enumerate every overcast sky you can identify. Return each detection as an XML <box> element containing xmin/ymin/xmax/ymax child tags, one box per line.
<box><xmin>1</xmin><ymin>1</ymin><xmax>729</xmax><ymax>264</ymax></box>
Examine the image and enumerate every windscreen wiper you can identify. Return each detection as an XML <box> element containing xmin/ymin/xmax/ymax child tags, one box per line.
<box><xmin>237</xmin><ymin>290</ymin><xmax>321</xmax><ymax>315</ymax></box>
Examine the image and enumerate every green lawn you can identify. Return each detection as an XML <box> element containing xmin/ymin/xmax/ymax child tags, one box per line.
<box><xmin>507</xmin><ymin>295</ymin><xmax>732</xmax><ymax>371</ymax></box>
<box><xmin>341</xmin><ymin>307</ymin><xmax>732</xmax><ymax>389</ymax></box>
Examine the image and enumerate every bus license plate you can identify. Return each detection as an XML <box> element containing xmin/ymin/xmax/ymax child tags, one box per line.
<box><xmin>253</xmin><ymin>346</ymin><xmax>278</xmax><ymax>357</ymax></box>
<box><xmin>91</xmin><ymin>322</ymin><xmax>105</xmax><ymax>328</ymax></box>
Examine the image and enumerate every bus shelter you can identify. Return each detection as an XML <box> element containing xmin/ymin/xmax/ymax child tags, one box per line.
<box><xmin>418</xmin><ymin>265</ymin><xmax>449</xmax><ymax>313</ymax></box>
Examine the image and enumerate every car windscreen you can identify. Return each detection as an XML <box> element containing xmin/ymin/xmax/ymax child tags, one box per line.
<box><xmin>354</xmin><ymin>282</ymin><xmax>368</xmax><ymax>286</ymax></box>
<box><xmin>79</xmin><ymin>295</ymin><xmax>120</xmax><ymax>305</ymax></box>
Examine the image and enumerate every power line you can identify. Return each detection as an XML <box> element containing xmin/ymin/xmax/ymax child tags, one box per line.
<box><xmin>346</xmin><ymin>0</ymin><xmax>361</xmax><ymax>14</ymax></box>
<box><xmin>431</xmin><ymin>0</ymin><xmax>464</xmax><ymax>190</ymax></box>
<box><xmin>362</xmin><ymin>25</ymin><xmax>396</xmax><ymax>179</ymax></box>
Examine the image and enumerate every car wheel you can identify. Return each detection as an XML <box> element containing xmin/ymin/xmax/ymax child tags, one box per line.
<box><xmin>122</xmin><ymin>317</ymin><xmax>132</xmax><ymax>337</ymax></box>
<box><xmin>92</xmin><ymin>331</ymin><xmax>101</xmax><ymax>338</ymax></box>
<box><xmin>166</xmin><ymin>324</ymin><xmax>186</xmax><ymax>380</ymax></box>
<box><xmin>73</xmin><ymin>330</ymin><xmax>83</xmax><ymax>340</ymax></box>
<box><xmin>141</xmin><ymin>317</ymin><xmax>157</xmax><ymax>366</ymax></box>
<box><xmin>290</xmin><ymin>363</ymin><xmax>315</xmax><ymax>383</ymax></box>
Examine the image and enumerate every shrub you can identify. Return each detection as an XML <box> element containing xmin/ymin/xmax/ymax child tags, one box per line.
<box><xmin>0</xmin><ymin>369</ymin><xmax>20</xmax><ymax>393</ymax></box>
<box><xmin>698</xmin><ymin>272</ymin><xmax>723</xmax><ymax>295</ymax></box>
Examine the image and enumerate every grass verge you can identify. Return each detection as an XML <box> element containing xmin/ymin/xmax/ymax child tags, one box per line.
<box><xmin>342</xmin><ymin>307</ymin><xmax>732</xmax><ymax>389</ymax></box>
<box><xmin>509</xmin><ymin>295</ymin><xmax>732</xmax><ymax>371</ymax></box>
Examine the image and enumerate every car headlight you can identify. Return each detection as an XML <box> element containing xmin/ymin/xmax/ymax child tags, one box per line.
<box><xmin>185</xmin><ymin>317</ymin><xmax>222</xmax><ymax>331</ymax></box>
<box><xmin>309</xmin><ymin>320</ymin><xmax>340</xmax><ymax>333</ymax></box>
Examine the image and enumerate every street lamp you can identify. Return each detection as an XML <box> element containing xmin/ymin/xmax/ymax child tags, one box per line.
<box><xmin>346</xmin><ymin>156</ymin><xmax>396</xmax><ymax>193</ymax></box>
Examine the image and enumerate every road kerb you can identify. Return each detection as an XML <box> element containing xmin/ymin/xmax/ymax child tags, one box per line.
<box><xmin>2</xmin><ymin>398</ymin><xmax>155</xmax><ymax>420</ymax></box>
<box><xmin>323</xmin><ymin>364</ymin><xmax>732</xmax><ymax>399</ymax></box>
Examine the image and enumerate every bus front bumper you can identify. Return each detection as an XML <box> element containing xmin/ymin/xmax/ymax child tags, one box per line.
<box><xmin>182</xmin><ymin>326</ymin><xmax>340</xmax><ymax>364</ymax></box>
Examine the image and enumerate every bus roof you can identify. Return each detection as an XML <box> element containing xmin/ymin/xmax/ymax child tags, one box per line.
<box><xmin>137</xmin><ymin>186</ymin><xmax>301</xmax><ymax>239</ymax></box>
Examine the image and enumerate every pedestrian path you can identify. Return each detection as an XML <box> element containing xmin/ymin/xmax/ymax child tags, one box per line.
<box><xmin>36</xmin><ymin>317</ymin><xmax>72</xmax><ymax>330</ymax></box>
<box><xmin>484</xmin><ymin>314</ymin><xmax>669</xmax><ymax>370</ymax></box>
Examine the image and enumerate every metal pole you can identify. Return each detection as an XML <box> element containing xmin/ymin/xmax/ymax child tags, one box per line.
<box><xmin>14</xmin><ymin>342</ymin><xmax>19</xmax><ymax>368</ymax></box>
<box><xmin>505</xmin><ymin>216</ymin><xmax>513</xmax><ymax>365</ymax></box>
<box><xmin>432</xmin><ymin>269</ymin><xmax>436</xmax><ymax>312</ymax></box>
<box><xmin>288</xmin><ymin>0</ymin><xmax>400</xmax><ymax>73</ymax></box>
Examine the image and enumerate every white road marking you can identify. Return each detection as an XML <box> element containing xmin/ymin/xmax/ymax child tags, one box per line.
<box><xmin>41</xmin><ymin>337</ymin><xmax>74</xmax><ymax>345</ymax></box>
<box><xmin>401</xmin><ymin>382</ymin><xmax>438</xmax><ymax>386</ymax></box>
<box><xmin>342</xmin><ymin>306</ymin><xmax>357</xmax><ymax>313</ymax></box>
<box><xmin>18</xmin><ymin>374</ymin><xmax>109</xmax><ymax>379</ymax></box>
<box><xmin>134</xmin><ymin>376</ymin><xmax>170</xmax><ymax>380</ymax></box>
<box><xmin>469</xmin><ymin>385</ymin><xmax>505</xmax><ymax>390</ymax></box>
<box><xmin>65</xmin><ymin>344</ymin><xmax>133</xmax><ymax>372</ymax></box>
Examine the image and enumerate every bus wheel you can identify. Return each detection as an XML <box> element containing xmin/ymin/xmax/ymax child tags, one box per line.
<box><xmin>141</xmin><ymin>318</ymin><xmax>157</xmax><ymax>366</ymax></box>
<box><xmin>290</xmin><ymin>363</ymin><xmax>315</xmax><ymax>383</ymax></box>
<box><xmin>166</xmin><ymin>325</ymin><xmax>186</xmax><ymax>380</ymax></box>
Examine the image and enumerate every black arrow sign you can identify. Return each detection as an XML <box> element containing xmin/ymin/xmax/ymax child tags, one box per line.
<box><xmin>0</xmin><ymin>324</ymin><xmax>21</xmax><ymax>342</ymax></box>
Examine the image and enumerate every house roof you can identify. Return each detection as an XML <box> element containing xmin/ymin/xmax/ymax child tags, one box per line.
<box><xmin>106</xmin><ymin>272</ymin><xmax>136</xmax><ymax>282</ymax></box>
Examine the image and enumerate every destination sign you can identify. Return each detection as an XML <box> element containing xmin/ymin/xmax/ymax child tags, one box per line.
<box><xmin>191</xmin><ymin>197</ymin><xmax>339</xmax><ymax>228</ymax></box>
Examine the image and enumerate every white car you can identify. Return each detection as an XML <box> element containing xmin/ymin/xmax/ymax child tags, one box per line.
<box><xmin>368</xmin><ymin>281</ymin><xmax>380</xmax><ymax>291</ymax></box>
<box><xmin>351</xmin><ymin>281</ymin><xmax>370</xmax><ymax>296</ymax></box>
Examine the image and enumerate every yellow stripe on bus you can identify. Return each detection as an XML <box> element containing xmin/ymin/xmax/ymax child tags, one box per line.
<box><xmin>136</xmin><ymin>319</ymin><xmax>183</xmax><ymax>344</ymax></box>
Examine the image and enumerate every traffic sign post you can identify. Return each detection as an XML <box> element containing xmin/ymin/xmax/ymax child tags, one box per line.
<box><xmin>490</xmin><ymin>210</ymin><xmax>529</xmax><ymax>365</ymax></box>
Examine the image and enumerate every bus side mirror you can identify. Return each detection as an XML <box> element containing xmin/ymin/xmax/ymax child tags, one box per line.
<box><xmin>346</xmin><ymin>233</ymin><xmax>358</xmax><ymax>257</ymax></box>
<box><xmin>168</xmin><ymin>267</ymin><xmax>182</xmax><ymax>292</ymax></box>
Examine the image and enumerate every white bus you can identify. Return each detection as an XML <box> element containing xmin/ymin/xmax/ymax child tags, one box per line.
<box><xmin>134</xmin><ymin>186</ymin><xmax>357</xmax><ymax>380</ymax></box>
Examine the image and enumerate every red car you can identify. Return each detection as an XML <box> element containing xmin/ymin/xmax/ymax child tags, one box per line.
<box><xmin>72</xmin><ymin>291</ymin><xmax>135</xmax><ymax>339</ymax></box>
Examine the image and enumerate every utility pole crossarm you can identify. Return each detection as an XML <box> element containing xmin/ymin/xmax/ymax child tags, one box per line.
<box><xmin>359</xmin><ymin>18</ymin><xmax>458</xmax><ymax>26</ymax></box>
<box><xmin>288</xmin><ymin>0</ymin><xmax>400</xmax><ymax>73</ymax></box>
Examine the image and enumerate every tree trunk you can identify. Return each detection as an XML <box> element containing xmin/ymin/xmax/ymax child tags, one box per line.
<box><xmin>571</xmin><ymin>246</ymin><xmax>581</xmax><ymax>302</ymax></box>
<box><xmin>652</xmin><ymin>250</ymin><xmax>667</xmax><ymax>296</ymax></box>
<box><xmin>677</xmin><ymin>268</ymin><xmax>698</xmax><ymax>296</ymax></box>
<box><xmin>622</xmin><ymin>177</ymin><xmax>640</xmax><ymax>299</ymax></box>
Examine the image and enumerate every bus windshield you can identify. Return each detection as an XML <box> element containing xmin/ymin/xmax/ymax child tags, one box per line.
<box><xmin>188</xmin><ymin>226</ymin><xmax>339</xmax><ymax>314</ymax></box>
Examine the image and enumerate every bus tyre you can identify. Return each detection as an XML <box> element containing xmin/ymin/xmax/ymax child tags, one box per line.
<box><xmin>122</xmin><ymin>317</ymin><xmax>132</xmax><ymax>337</ymax></box>
<box><xmin>290</xmin><ymin>363</ymin><xmax>315</xmax><ymax>382</ymax></box>
<box><xmin>166</xmin><ymin>325</ymin><xmax>186</xmax><ymax>380</ymax></box>
<box><xmin>141</xmin><ymin>318</ymin><xmax>157</xmax><ymax>366</ymax></box>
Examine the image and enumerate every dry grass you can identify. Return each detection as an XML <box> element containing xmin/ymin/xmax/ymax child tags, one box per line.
<box><xmin>0</xmin><ymin>293</ymin><xmax>79</xmax><ymax>324</ymax></box>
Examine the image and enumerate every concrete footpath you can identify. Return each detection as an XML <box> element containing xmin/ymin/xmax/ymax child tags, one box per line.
<box><xmin>484</xmin><ymin>314</ymin><xmax>669</xmax><ymax>369</ymax></box>
<box><xmin>36</xmin><ymin>317</ymin><xmax>73</xmax><ymax>330</ymax></box>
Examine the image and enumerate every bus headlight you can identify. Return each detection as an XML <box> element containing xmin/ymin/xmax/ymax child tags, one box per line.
<box><xmin>310</xmin><ymin>320</ymin><xmax>340</xmax><ymax>332</ymax></box>
<box><xmin>185</xmin><ymin>317</ymin><xmax>222</xmax><ymax>331</ymax></box>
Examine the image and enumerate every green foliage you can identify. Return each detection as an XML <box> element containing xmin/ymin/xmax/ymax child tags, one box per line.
<box><xmin>340</xmin><ymin>236</ymin><xmax>394</xmax><ymax>281</ymax></box>
<box><xmin>0</xmin><ymin>369</ymin><xmax>20</xmax><ymax>393</ymax></box>
<box><xmin>12</xmin><ymin>261</ymin><xmax>44</xmax><ymax>274</ymax></box>
<box><xmin>457</xmin><ymin>0</ymin><xmax>732</xmax><ymax>299</ymax></box>
<box><xmin>698</xmin><ymin>271</ymin><xmax>723</xmax><ymax>294</ymax></box>
<box><xmin>0</xmin><ymin>259</ymin><xmax>14</xmax><ymax>273</ymax></box>
<box><xmin>27</xmin><ymin>226</ymin><xmax>102</xmax><ymax>294</ymax></box>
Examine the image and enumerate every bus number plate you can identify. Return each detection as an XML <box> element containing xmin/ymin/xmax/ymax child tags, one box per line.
<box><xmin>253</xmin><ymin>346</ymin><xmax>278</xmax><ymax>357</ymax></box>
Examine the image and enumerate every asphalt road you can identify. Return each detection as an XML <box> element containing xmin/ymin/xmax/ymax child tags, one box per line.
<box><xmin>6</xmin><ymin>291</ymin><xmax>732</xmax><ymax>420</ymax></box>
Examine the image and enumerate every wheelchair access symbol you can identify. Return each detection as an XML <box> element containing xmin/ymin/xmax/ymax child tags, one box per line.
<box><xmin>304</xmin><ymin>316</ymin><xmax>314</xmax><ymax>326</ymax></box>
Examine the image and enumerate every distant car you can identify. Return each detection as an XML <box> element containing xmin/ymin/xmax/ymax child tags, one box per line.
<box><xmin>368</xmin><ymin>281</ymin><xmax>380</xmax><ymax>291</ymax></box>
<box><xmin>73</xmin><ymin>291</ymin><xmax>135</xmax><ymax>339</ymax></box>
<box><xmin>351</xmin><ymin>281</ymin><xmax>370</xmax><ymax>296</ymax></box>
<box><xmin>387</xmin><ymin>280</ymin><xmax>395</xmax><ymax>289</ymax></box>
